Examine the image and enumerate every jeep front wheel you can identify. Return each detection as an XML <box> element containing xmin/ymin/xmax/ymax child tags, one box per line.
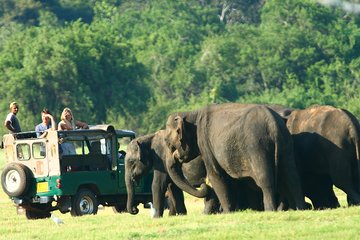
<box><xmin>1</xmin><ymin>163</ymin><xmax>31</xmax><ymax>197</ymax></box>
<box><xmin>71</xmin><ymin>189</ymin><xmax>98</xmax><ymax>216</ymax></box>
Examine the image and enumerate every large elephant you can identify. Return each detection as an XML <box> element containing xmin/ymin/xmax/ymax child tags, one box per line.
<box><xmin>164</xmin><ymin>103</ymin><xmax>306</xmax><ymax>212</ymax></box>
<box><xmin>267</xmin><ymin>105</ymin><xmax>339</xmax><ymax>209</ymax></box>
<box><xmin>286</xmin><ymin>105</ymin><xmax>360</xmax><ymax>207</ymax></box>
<box><xmin>125</xmin><ymin>130</ymin><xmax>220</xmax><ymax>217</ymax></box>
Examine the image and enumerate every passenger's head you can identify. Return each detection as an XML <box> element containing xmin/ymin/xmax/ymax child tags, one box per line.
<box><xmin>61</xmin><ymin>107</ymin><xmax>73</xmax><ymax>121</ymax></box>
<box><xmin>41</xmin><ymin>108</ymin><xmax>52</xmax><ymax>124</ymax></box>
<box><xmin>9</xmin><ymin>102</ymin><xmax>19</xmax><ymax>114</ymax></box>
<box><xmin>42</xmin><ymin>108</ymin><xmax>51</xmax><ymax>115</ymax></box>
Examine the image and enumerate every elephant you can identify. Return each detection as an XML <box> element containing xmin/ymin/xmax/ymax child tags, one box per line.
<box><xmin>164</xmin><ymin>103</ymin><xmax>306</xmax><ymax>212</ymax></box>
<box><xmin>267</xmin><ymin>104</ymin><xmax>340</xmax><ymax>209</ymax></box>
<box><xmin>265</xmin><ymin>104</ymin><xmax>295</xmax><ymax>120</ymax></box>
<box><xmin>285</xmin><ymin>105</ymin><xmax>360</xmax><ymax>207</ymax></box>
<box><xmin>125</xmin><ymin>130</ymin><xmax>221</xmax><ymax>218</ymax></box>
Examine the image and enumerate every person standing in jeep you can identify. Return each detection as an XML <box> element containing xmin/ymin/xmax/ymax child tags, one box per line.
<box><xmin>4</xmin><ymin>102</ymin><xmax>21</xmax><ymax>133</ymax></box>
<box><xmin>58</xmin><ymin>107</ymin><xmax>88</xmax><ymax>130</ymax></box>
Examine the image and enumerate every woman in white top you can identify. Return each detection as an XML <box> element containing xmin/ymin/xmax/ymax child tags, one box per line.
<box><xmin>58</xmin><ymin>107</ymin><xmax>88</xmax><ymax>130</ymax></box>
<box><xmin>58</xmin><ymin>107</ymin><xmax>88</xmax><ymax>155</ymax></box>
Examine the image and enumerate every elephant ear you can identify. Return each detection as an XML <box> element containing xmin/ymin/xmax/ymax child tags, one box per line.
<box><xmin>138</xmin><ymin>140</ymin><xmax>152</xmax><ymax>164</ymax></box>
<box><xmin>130</xmin><ymin>140</ymin><xmax>140</xmax><ymax>152</ymax></box>
<box><xmin>174</xmin><ymin>115</ymin><xmax>184</xmax><ymax>141</ymax></box>
<box><xmin>126</xmin><ymin>140</ymin><xmax>141</xmax><ymax>160</ymax></box>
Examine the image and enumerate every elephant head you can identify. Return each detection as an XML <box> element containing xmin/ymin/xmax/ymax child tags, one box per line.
<box><xmin>164</xmin><ymin>113</ymin><xmax>209</xmax><ymax>198</ymax></box>
<box><xmin>165</xmin><ymin>113</ymin><xmax>200</xmax><ymax>162</ymax></box>
<box><xmin>125</xmin><ymin>137</ymin><xmax>153</xmax><ymax>214</ymax></box>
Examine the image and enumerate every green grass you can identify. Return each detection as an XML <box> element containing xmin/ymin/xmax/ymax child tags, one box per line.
<box><xmin>1</xmin><ymin>151</ymin><xmax>359</xmax><ymax>240</ymax></box>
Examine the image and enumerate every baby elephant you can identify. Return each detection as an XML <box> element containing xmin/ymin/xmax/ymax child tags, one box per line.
<box><xmin>125</xmin><ymin>130</ymin><xmax>220</xmax><ymax>218</ymax></box>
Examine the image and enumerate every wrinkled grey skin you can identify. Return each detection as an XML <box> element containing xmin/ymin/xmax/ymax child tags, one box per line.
<box><xmin>125</xmin><ymin>130</ymin><xmax>220</xmax><ymax>217</ymax></box>
<box><xmin>286</xmin><ymin>105</ymin><xmax>360</xmax><ymax>207</ymax></box>
<box><xmin>267</xmin><ymin>104</ymin><xmax>338</xmax><ymax>209</ymax></box>
<box><xmin>266</xmin><ymin>104</ymin><xmax>295</xmax><ymax>120</ymax></box>
<box><xmin>164</xmin><ymin>103</ymin><xmax>306</xmax><ymax>212</ymax></box>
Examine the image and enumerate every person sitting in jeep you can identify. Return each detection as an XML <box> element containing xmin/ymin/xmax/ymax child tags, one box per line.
<box><xmin>35</xmin><ymin>108</ymin><xmax>56</xmax><ymax>138</ymax></box>
<box><xmin>117</xmin><ymin>141</ymin><xmax>126</xmax><ymax>159</ymax></box>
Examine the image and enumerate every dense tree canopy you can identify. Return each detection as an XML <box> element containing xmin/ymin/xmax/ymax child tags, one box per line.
<box><xmin>1</xmin><ymin>0</ymin><xmax>360</xmax><ymax>136</ymax></box>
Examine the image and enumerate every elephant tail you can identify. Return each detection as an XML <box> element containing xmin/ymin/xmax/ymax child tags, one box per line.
<box><xmin>344</xmin><ymin>108</ymin><xmax>360</xmax><ymax>193</ymax></box>
<box><xmin>352</xmin><ymin>129</ymin><xmax>360</xmax><ymax>193</ymax></box>
<box><xmin>348</xmin><ymin>121</ymin><xmax>360</xmax><ymax>193</ymax></box>
<box><xmin>351</xmin><ymin>129</ymin><xmax>360</xmax><ymax>193</ymax></box>
<box><xmin>264</xmin><ymin>106</ymin><xmax>280</xmax><ymax>191</ymax></box>
<box><xmin>274</xmin><ymin>136</ymin><xmax>280</xmax><ymax>193</ymax></box>
<box><xmin>357</xmin><ymin>141</ymin><xmax>360</xmax><ymax>193</ymax></box>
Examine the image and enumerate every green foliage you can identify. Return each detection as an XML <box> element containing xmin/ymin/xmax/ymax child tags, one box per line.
<box><xmin>1</xmin><ymin>0</ymin><xmax>360</xmax><ymax>135</ymax></box>
<box><xmin>0</xmin><ymin>15</ymin><xmax>147</xmax><ymax>134</ymax></box>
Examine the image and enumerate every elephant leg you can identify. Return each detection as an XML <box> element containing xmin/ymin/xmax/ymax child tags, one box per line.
<box><xmin>337</xmin><ymin>185</ymin><xmax>360</xmax><ymax>206</ymax></box>
<box><xmin>234</xmin><ymin>180</ymin><xmax>248</xmax><ymax>211</ymax></box>
<box><xmin>251</xmin><ymin>160</ymin><xmax>276</xmax><ymax>211</ymax></box>
<box><xmin>151</xmin><ymin>172</ymin><xmax>168</xmax><ymax>218</ymax></box>
<box><xmin>207</xmin><ymin>172</ymin><xmax>234</xmax><ymax>213</ymax></box>
<box><xmin>279</xmin><ymin>156</ymin><xmax>306</xmax><ymax>210</ymax></box>
<box><xmin>228</xmin><ymin>178</ymin><xmax>264</xmax><ymax>211</ymax></box>
<box><xmin>327</xmin><ymin>151</ymin><xmax>360</xmax><ymax>206</ymax></box>
<box><xmin>260</xmin><ymin>186</ymin><xmax>276</xmax><ymax>211</ymax></box>
<box><xmin>324</xmin><ymin>188</ymin><xmax>339</xmax><ymax>209</ymax></box>
<box><xmin>167</xmin><ymin>182</ymin><xmax>187</xmax><ymax>215</ymax></box>
<box><xmin>164</xmin><ymin>185</ymin><xmax>176</xmax><ymax>216</ymax></box>
<box><xmin>242</xmin><ymin>178</ymin><xmax>264</xmax><ymax>211</ymax></box>
<box><xmin>203</xmin><ymin>187</ymin><xmax>221</xmax><ymax>214</ymax></box>
<box><xmin>304</xmin><ymin>174</ymin><xmax>340</xmax><ymax>209</ymax></box>
<box><xmin>331</xmin><ymin>165</ymin><xmax>360</xmax><ymax>206</ymax></box>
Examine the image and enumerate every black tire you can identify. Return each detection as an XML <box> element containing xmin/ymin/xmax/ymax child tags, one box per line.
<box><xmin>71</xmin><ymin>189</ymin><xmax>98</xmax><ymax>216</ymax></box>
<box><xmin>112</xmin><ymin>204</ymin><xmax>126</xmax><ymax>213</ymax></box>
<box><xmin>1</xmin><ymin>163</ymin><xmax>31</xmax><ymax>197</ymax></box>
<box><xmin>25</xmin><ymin>209</ymin><xmax>51</xmax><ymax>220</ymax></box>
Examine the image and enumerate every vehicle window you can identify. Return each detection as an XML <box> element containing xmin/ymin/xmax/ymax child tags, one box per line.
<box><xmin>104</xmin><ymin>138</ymin><xmax>112</xmax><ymax>155</ymax></box>
<box><xmin>59</xmin><ymin>140</ymin><xmax>77</xmax><ymax>156</ymax></box>
<box><xmin>90</xmin><ymin>140</ymin><xmax>103</xmax><ymax>154</ymax></box>
<box><xmin>73</xmin><ymin>140</ymin><xmax>90</xmax><ymax>155</ymax></box>
<box><xmin>100</xmin><ymin>139</ymin><xmax>107</xmax><ymax>154</ymax></box>
<box><xmin>118</xmin><ymin>137</ymin><xmax>131</xmax><ymax>151</ymax></box>
<box><xmin>33</xmin><ymin>142</ymin><xmax>46</xmax><ymax>159</ymax></box>
<box><xmin>16</xmin><ymin>144</ymin><xmax>30</xmax><ymax>161</ymax></box>
<box><xmin>90</xmin><ymin>138</ymin><xmax>111</xmax><ymax>157</ymax></box>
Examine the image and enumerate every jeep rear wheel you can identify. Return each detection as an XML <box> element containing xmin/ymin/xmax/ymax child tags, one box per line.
<box><xmin>71</xmin><ymin>189</ymin><xmax>98</xmax><ymax>216</ymax></box>
<box><xmin>1</xmin><ymin>163</ymin><xmax>31</xmax><ymax>197</ymax></box>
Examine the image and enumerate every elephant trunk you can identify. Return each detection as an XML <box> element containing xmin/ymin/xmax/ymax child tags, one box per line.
<box><xmin>167</xmin><ymin>151</ymin><xmax>209</xmax><ymax>198</ymax></box>
<box><xmin>125</xmin><ymin>171</ymin><xmax>139</xmax><ymax>215</ymax></box>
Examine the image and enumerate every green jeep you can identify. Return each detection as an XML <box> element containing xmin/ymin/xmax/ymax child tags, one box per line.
<box><xmin>0</xmin><ymin>125</ymin><xmax>152</xmax><ymax>219</ymax></box>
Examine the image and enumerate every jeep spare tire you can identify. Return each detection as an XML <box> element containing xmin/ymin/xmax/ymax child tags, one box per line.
<box><xmin>1</xmin><ymin>163</ymin><xmax>31</xmax><ymax>197</ymax></box>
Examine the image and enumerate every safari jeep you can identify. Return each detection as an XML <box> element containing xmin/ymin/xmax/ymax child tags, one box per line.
<box><xmin>0</xmin><ymin>125</ymin><xmax>152</xmax><ymax>219</ymax></box>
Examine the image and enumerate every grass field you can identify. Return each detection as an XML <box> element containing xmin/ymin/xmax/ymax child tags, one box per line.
<box><xmin>1</xmin><ymin>151</ymin><xmax>359</xmax><ymax>240</ymax></box>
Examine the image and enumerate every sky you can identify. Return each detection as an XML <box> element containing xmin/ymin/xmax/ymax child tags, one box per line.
<box><xmin>317</xmin><ymin>0</ymin><xmax>360</xmax><ymax>13</ymax></box>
